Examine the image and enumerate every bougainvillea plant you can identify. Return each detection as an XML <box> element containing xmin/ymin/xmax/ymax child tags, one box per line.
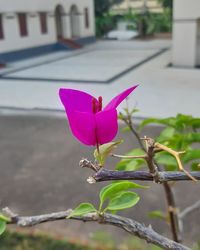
<box><xmin>0</xmin><ymin>86</ymin><xmax>199</xmax><ymax>250</ymax></box>
<box><xmin>59</xmin><ymin>85</ymin><xmax>138</xmax><ymax>146</ymax></box>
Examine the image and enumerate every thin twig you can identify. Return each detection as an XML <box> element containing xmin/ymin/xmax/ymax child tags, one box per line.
<box><xmin>120</xmin><ymin>115</ymin><xmax>146</xmax><ymax>152</ymax></box>
<box><xmin>179</xmin><ymin>200</ymin><xmax>200</xmax><ymax>219</ymax></box>
<box><xmin>111</xmin><ymin>153</ymin><xmax>147</xmax><ymax>159</ymax></box>
<box><xmin>5</xmin><ymin>208</ymin><xmax>190</xmax><ymax>250</ymax></box>
<box><xmin>119</xmin><ymin>112</ymin><xmax>184</xmax><ymax>242</ymax></box>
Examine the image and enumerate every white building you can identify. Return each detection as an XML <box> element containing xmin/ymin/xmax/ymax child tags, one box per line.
<box><xmin>173</xmin><ymin>0</ymin><xmax>200</xmax><ymax>67</ymax></box>
<box><xmin>0</xmin><ymin>0</ymin><xmax>95</xmax><ymax>59</ymax></box>
<box><xmin>111</xmin><ymin>0</ymin><xmax>163</xmax><ymax>14</ymax></box>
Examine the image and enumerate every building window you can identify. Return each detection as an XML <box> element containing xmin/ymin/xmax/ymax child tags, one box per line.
<box><xmin>18</xmin><ymin>13</ymin><xmax>28</xmax><ymax>37</ymax></box>
<box><xmin>39</xmin><ymin>12</ymin><xmax>48</xmax><ymax>34</ymax></box>
<box><xmin>84</xmin><ymin>8</ymin><xmax>89</xmax><ymax>28</ymax></box>
<box><xmin>0</xmin><ymin>14</ymin><xmax>4</xmax><ymax>39</ymax></box>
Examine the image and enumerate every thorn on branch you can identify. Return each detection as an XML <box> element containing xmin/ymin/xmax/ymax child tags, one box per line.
<box><xmin>154</xmin><ymin>143</ymin><xmax>197</xmax><ymax>182</ymax></box>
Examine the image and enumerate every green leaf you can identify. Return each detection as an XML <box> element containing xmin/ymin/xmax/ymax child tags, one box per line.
<box><xmin>139</xmin><ymin>118</ymin><xmax>162</xmax><ymax>130</ymax></box>
<box><xmin>157</xmin><ymin>127</ymin><xmax>175</xmax><ymax>142</ymax></box>
<box><xmin>148</xmin><ymin>210</ymin><xmax>166</xmax><ymax>220</ymax></box>
<box><xmin>184</xmin><ymin>133</ymin><xmax>200</xmax><ymax>144</ymax></box>
<box><xmin>106</xmin><ymin>191</ymin><xmax>140</xmax><ymax>211</ymax></box>
<box><xmin>0</xmin><ymin>214</ymin><xmax>10</xmax><ymax>223</ymax></box>
<box><xmin>116</xmin><ymin>148</ymin><xmax>146</xmax><ymax>171</ymax></box>
<box><xmin>67</xmin><ymin>203</ymin><xmax>97</xmax><ymax>218</ymax></box>
<box><xmin>0</xmin><ymin>220</ymin><xmax>6</xmax><ymax>235</ymax></box>
<box><xmin>182</xmin><ymin>149</ymin><xmax>200</xmax><ymax>163</ymax></box>
<box><xmin>94</xmin><ymin>140</ymin><xmax>123</xmax><ymax>165</ymax></box>
<box><xmin>125</xmin><ymin>159</ymin><xmax>145</xmax><ymax>171</ymax></box>
<box><xmin>191</xmin><ymin>162</ymin><xmax>200</xmax><ymax>171</ymax></box>
<box><xmin>139</xmin><ymin>114</ymin><xmax>200</xmax><ymax>131</ymax></box>
<box><xmin>155</xmin><ymin>152</ymin><xmax>178</xmax><ymax>169</ymax></box>
<box><xmin>99</xmin><ymin>181</ymin><xmax>147</xmax><ymax>210</ymax></box>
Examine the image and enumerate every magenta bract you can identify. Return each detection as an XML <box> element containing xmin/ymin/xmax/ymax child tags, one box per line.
<box><xmin>59</xmin><ymin>85</ymin><xmax>138</xmax><ymax>146</ymax></box>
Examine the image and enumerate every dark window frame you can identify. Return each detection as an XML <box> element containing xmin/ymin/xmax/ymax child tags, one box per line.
<box><xmin>18</xmin><ymin>13</ymin><xmax>28</xmax><ymax>37</ymax></box>
<box><xmin>0</xmin><ymin>14</ymin><xmax>4</xmax><ymax>39</ymax></box>
<box><xmin>84</xmin><ymin>8</ymin><xmax>89</xmax><ymax>28</ymax></box>
<box><xmin>39</xmin><ymin>12</ymin><xmax>48</xmax><ymax>34</ymax></box>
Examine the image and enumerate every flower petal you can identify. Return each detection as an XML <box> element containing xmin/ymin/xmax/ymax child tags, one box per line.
<box><xmin>96</xmin><ymin>109</ymin><xmax>118</xmax><ymax>145</ymax></box>
<box><xmin>59</xmin><ymin>88</ymin><xmax>98</xmax><ymax>113</ymax></box>
<box><xmin>67</xmin><ymin>110</ymin><xmax>97</xmax><ymax>145</ymax></box>
<box><xmin>103</xmin><ymin>85</ymin><xmax>138</xmax><ymax>111</ymax></box>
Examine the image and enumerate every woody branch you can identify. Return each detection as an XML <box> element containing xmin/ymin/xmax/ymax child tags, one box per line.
<box><xmin>3</xmin><ymin>207</ymin><xmax>190</xmax><ymax>250</ymax></box>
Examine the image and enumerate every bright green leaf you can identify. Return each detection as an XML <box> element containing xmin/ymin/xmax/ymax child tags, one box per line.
<box><xmin>0</xmin><ymin>220</ymin><xmax>6</xmax><ymax>235</ymax></box>
<box><xmin>148</xmin><ymin>210</ymin><xmax>166</xmax><ymax>220</ymax></box>
<box><xmin>94</xmin><ymin>140</ymin><xmax>123</xmax><ymax>165</ymax></box>
<box><xmin>182</xmin><ymin>149</ymin><xmax>200</xmax><ymax>163</ymax></box>
<box><xmin>115</xmin><ymin>148</ymin><xmax>146</xmax><ymax>171</ymax></box>
<box><xmin>157</xmin><ymin>127</ymin><xmax>175</xmax><ymax>142</ymax></box>
<box><xmin>67</xmin><ymin>203</ymin><xmax>97</xmax><ymax>218</ymax></box>
<box><xmin>139</xmin><ymin>118</ymin><xmax>162</xmax><ymax>130</ymax></box>
<box><xmin>0</xmin><ymin>214</ymin><xmax>10</xmax><ymax>223</ymax></box>
<box><xmin>106</xmin><ymin>191</ymin><xmax>140</xmax><ymax>211</ymax></box>
<box><xmin>99</xmin><ymin>181</ymin><xmax>147</xmax><ymax>210</ymax></box>
<box><xmin>184</xmin><ymin>133</ymin><xmax>200</xmax><ymax>143</ymax></box>
<box><xmin>125</xmin><ymin>159</ymin><xmax>145</xmax><ymax>171</ymax></box>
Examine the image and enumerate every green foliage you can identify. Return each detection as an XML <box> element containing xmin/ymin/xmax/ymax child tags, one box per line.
<box><xmin>95</xmin><ymin>14</ymin><xmax>117</xmax><ymax>37</ymax></box>
<box><xmin>139</xmin><ymin>114</ymin><xmax>200</xmax><ymax>131</ymax></box>
<box><xmin>191</xmin><ymin>162</ymin><xmax>200</xmax><ymax>171</ymax></box>
<box><xmin>0</xmin><ymin>213</ymin><xmax>10</xmax><ymax>236</ymax></box>
<box><xmin>94</xmin><ymin>0</ymin><xmax>124</xmax><ymax>36</ymax></box>
<box><xmin>148</xmin><ymin>210</ymin><xmax>167</xmax><ymax>221</ymax></box>
<box><xmin>0</xmin><ymin>230</ymin><xmax>168</xmax><ymax>250</ymax></box>
<box><xmin>99</xmin><ymin>181</ymin><xmax>147</xmax><ymax>211</ymax></box>
<box><xmin>140</xmin><ymin>114</ymin><xmax>200</xmax><ymax>171</ymax></box>
<box><xmin>147</xmin><ymin>9</ymin><xmax>172</xmax><ymax>34</ymax></box>
<box><xmin>116</xmin><ymin>149</ymin><xmax>146</xmax><ymax>171</ymax></box>
<box><xmin>121</xmin><ymin>9</ymin><xmax>172</xmax><ymax>36</ymax></box>
<box><xmin>68</xmin><ymin>181</ymin><xmax>145</xmax><ymax>219</ymax></box>
<box><xmin>0</xmin><ymin>221</ymin><xmax>6</xmax><ymax>236</ymax></box>
<box><xmin>105</xmin><ymin>191</ymin><xmax>140</xmax><ymax>211</ymax></box>
<box><xmin>90</xmin><ymin>231</ymin><xmax>116</xmax><ymax>249</ymax></box>
<box><xmin>157</xmin><ymin>0</ymin><xmax>173</xmax><ymax>9</ymax></box>
<box><xmin>95</xmin><ymin>0</ymin><xmax>123</xmax><ymax>17</ymax></box>
<box><xmin>0</xmin><ymin>231</ymin><xmax>92</xmax><ymax>250</ymax></box>
<box><xmin>67</xmin><ymin>203</ymin><xmax>97</xmax><ymax>218</ymax></box>
<box><xmin>94</xmin><ymin>140</ymin><xmax>123</xmax><ymax>165</ymax></box>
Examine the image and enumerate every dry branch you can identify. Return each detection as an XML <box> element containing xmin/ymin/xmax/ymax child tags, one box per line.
<box><xmin>4</xmin><ymin>208</ymin><xmax>190</xmax><ymax>250</ymax></box>
<box><xmin>89</xmin><ymin>168</ymin><xmax>200</xmax><ymax>183</ymax></box>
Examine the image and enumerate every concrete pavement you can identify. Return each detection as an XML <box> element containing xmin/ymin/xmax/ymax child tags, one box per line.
<box><xmin>0</xmin><ymin>111</ymin><xmax>199</xmax><ymax>245</ymax></box>
<box><xmin>0</xmin><ymin>39</ymin><xmax>199</xmax><ymax>118</ymax></box>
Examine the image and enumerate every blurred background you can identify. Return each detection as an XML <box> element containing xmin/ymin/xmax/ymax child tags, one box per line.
<box><xmin>0</xmin><ymin>0</ymin><xmax>199</xmax><ymax>249</ymax></box>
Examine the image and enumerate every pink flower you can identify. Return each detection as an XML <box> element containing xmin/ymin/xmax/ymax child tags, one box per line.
<box><xmin>59</xmin><ymin>85</ymin><xmax>138</xmax><ymax>146</ymax></box>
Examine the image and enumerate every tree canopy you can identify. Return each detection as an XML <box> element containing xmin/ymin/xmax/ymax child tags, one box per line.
<box><xmin>94</xmin><ymin>0</ymin><xmax>123</xmax><ymax>16</ymax></box>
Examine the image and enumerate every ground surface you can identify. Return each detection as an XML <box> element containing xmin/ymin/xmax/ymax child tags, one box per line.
<box><xmin>0</xmin><ymin>39</ymin><xmax>199</xmax><ymax>118</ymax></box>
<box><xmin>0</xmin><ymin>111</ymin><xmax>199</xmax><ymax>246</ymax></box>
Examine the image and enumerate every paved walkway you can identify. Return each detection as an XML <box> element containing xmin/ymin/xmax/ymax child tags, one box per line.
<box><xmin>0</xmin><ymin>39</ymin><xmax>199</xmax><ymax>118</ymax></box>
<box><xmin>0</xmin><ymin>113</ymin><xmax>199</xmax><ymax>244</ymax></box>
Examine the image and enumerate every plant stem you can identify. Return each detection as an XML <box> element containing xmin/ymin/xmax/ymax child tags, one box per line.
<box><xmin>121</xmin><ymin>113</ymin><xmax>182</xmax><ymax>242</ymax></box>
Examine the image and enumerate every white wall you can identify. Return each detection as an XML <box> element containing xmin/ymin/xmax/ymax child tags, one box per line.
<box><xmin>174</xmin><ymin>0</ymin><xmax>200</xmax><ymax>20</ymax></box>
<box><xmin>173</xmin><ymin>0</ymin><xmax>200</xmax><ymax>67</ymax></box>
<box><xmin>0</xmin><ymin>0</ymin><xmax>95</xmax><ymax>54</ymax></box>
